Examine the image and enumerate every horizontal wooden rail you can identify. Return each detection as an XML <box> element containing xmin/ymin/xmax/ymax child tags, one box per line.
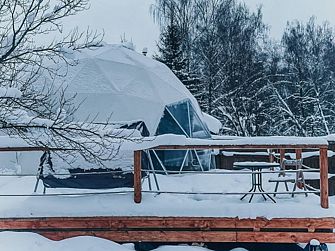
<box><xmin>0</xmin><ymin>216</ymin><xmax>333</xmax><ymax>243</ymax></box>
<box><xmin>151</xmin><ymin>144</ymin><xmax>328</xmax><ymax>150</ymax></box>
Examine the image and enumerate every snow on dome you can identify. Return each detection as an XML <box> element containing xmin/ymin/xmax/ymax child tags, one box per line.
<box><xmin>203</xmin><ymin>112</ymin><xmax>222</xmax><ymax>134</ymax></box>
<box><xmin>44</xmin><ymin>44</ymin><xmax>207</xmax><ymax>136</ymax></box>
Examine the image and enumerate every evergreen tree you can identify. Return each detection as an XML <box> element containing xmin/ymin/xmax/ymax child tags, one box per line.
<box><xmin>155</xmin><ymin>16</ymin><xmax>188</xmax><ymax>82</ymax></box>
<box><xmin>154</xmin><ymin>14</ymin><xmax>203</xmax><ymax>106</ymax></box>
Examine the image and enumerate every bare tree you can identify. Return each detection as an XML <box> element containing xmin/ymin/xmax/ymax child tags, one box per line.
<box><xmin>267</xmin><ymin>18</ymin><xmax>335</xmax><ymax>136</ymax></box>
<box><xmin>0</xmin><ymin>0</ymin><xmax>138</xmax><ymax>166</ymax></box>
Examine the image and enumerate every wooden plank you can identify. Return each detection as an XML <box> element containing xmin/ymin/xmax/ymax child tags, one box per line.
<box><xmin>236</xmin><ymin>232</ymin><xmax>335</xmax><ymax>243</ymax></box>
<box><xmin>236</xmin><ymin>217</ymin><xmax>335</xmax><ymax>230</ymax></box>
<box><xmin>0</xmin><ymin>216</ymin><xmax>334</xmax><ymax>243</ymax></box>
<box><xmin>133</xmin><ymin>151</ymin><xmax>142</xmax><ymax>203</ymax></box>
<box><xmin>295</xmin><ymin>149</ymin><xmax>302</xmax><ymax>160</ymax></box>
<box><xmin>320</xmin><ymin>147</ymin><xmax>329</xmax><ymax>209</ymax></box>
<box><xmin>151</xmin><ymin>144</ymin><xmax>327</xmax><ymax>150</ymax></box>
<box><xmin>38</xmin><ymin>230</ymin><xmax>335</xmax><ymax>243</ymax></box>
<box><xmin>0</xmin><ymin>217</ymin><xmax>333</xmax><ymax>230</ymax></box>
<box><xmin>39</xmin><ymin>230</ymin><xmax>237</xmax><ymax>242</ymax></box>
<box><xmin>0</xmin><ymin>217</ymin><xmax>237</xmax><ymax>230</ymax></box>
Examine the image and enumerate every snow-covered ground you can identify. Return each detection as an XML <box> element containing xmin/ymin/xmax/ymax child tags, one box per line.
<box><xmin>0</xmin><ymin>232</ymin><xmax>228</xmax><ymax>251</ymax></box>
<box><xmin>0</xmin><ymin>170</ymin><xmax>333</xmax><ymax>218</ymax></box>
<box><xmin>0</xmin><ymin>232</ymin><xmax>334</xmax><ymax>251</ymax></box>
<box><xmin>0</xmin><ymin>169</ymin><xmax>334</xmax><ymax>251</ymax></box>
<box><xmin>0</xmin><ymin>232</ymin><xmax>335</xmax><ymax>251</ymax></box>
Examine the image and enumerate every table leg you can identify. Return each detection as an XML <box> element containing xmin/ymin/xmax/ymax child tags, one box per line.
<box><xmin>256</xmin><ymin>171</ymin><xmax>267</xmax><ymax>201</ymax></box>
<box><xmin>241</xmin><ymin>172</ymin><xmax>256</xmax><ymax>201</ymax></box>
<box><xmin>258</xmin><ymin>171</ymin><xmax>276</xmax><ymax>203</ymax></box>
<box><xmin>248</xmin><ymin>181</ymin><xmax>257</xmax><ymax>203</ymax></box>
<box><xmin>240</xmin><ymin>167</ymin><xmax>276</xmax><ymax>203</ymax></box>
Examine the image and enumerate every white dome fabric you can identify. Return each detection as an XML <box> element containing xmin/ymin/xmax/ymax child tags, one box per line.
<box><xmin>52</xmin><ymin>44</ymin><xmax>204</xmax><ymax>135</ymax></box>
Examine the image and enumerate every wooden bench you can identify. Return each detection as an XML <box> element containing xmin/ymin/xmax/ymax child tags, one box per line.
<box><xmin>269</xmin><ymin>159</ymin><xmax>308</xmax><ymax>197</ymax></box>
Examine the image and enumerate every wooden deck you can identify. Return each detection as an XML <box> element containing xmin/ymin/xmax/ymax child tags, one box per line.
<box><xmin>0</xmin><ymin>139</ymin><xmax>331</xmax><ymax>244</ymax></box>
<box><xmin>1</xmin><ymin>216</ymin><xmax>334</xmax><ymax>243</ymax></box>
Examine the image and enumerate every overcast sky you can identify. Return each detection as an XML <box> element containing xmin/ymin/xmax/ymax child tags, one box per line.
<box><xmin>65</xmin><ymin>0</ymin><xmax>335</xmax><ymax>55</ymax></box>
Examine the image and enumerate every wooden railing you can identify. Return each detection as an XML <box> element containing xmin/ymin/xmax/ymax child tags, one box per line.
<box><xmin>133</xmin><ymin>143</ymin><xmax>329</xmax><ymax>209</ymax></box>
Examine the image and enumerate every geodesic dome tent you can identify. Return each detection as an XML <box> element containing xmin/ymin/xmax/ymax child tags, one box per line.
<box><xmin>49</xmin><ymin>44</ymin><xmax>214</xmax><ymax>172</ymax></box>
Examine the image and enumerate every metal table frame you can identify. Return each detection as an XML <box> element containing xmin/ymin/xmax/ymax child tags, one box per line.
<box><xmin>233</xmin><ymin>162</ymin><xmax>280</xmax><ymax>203</ymax></box>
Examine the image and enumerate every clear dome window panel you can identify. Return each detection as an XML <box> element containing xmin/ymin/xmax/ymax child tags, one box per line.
<box><xmin>166</xmin><ymin>101</ymin><xmax>191</xmax><ymax>137</ymax></box>
<box><xmin>149</xmin><ymin>151</ymin><xmax>165</xmax><ymax>172</ymax></box>
<box><xmin>188</xmin><ymin>104</ymin><xmax>211</xmax><ymax>139</ymax></box>
<box><xmin>155</xmin><ymin>150</ymin><xmax>188</xmax><ymax>172</ymax></box>
<box><xmin>187</xmin><ymin>150</ymin><xmax>203</xmax><ymax>171</ymax></box>
<box><xmin>195</xmin><ymin>150</ymin><xmax>212</xmax><ymax>171</ymax></box>
<box><xmin>155</xmin><ymin>108</ymin><xmax>186</xmax><ymax>136</ymax></box>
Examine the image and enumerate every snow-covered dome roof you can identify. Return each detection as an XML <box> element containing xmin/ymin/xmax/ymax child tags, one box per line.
<box><xmin>50</xmin><ymin>44</ymin><xmax>208</xmax><ymax>135</ymax></box>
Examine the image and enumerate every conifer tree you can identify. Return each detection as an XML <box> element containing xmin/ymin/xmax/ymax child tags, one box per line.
<box><xmin>155</xmin><ymin>16</ymin><xmax>188</xmax><ymax>82</ymax></box>
<box><xmin>154</xmin><ymin>12</ymin><xmax>204</xmax><ymax>107</ymax></box>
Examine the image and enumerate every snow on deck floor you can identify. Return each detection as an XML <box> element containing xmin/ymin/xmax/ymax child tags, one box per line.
<box><xmin>0</xmin><ymin>170</ymin><xmax>334</xmax><ymax>219</ymax></box>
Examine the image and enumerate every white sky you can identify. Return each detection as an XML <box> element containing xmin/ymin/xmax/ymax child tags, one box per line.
<box><xmin>64</xmin><ymin>0</ymin><xmax>335</xmax><ymax>54</ymax></box>
<box><xmin>244</xmin><ymin>0</ymin><xmax>335</xmax><ymax>39</ymax></box>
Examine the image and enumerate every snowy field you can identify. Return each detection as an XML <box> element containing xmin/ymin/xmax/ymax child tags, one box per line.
<box><xmin>0</xmin><ymin>170</ymin><xmax>333</xmax><ymax>218</ymax></box>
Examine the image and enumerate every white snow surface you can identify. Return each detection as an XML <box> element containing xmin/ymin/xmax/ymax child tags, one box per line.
<box><xmin>0</xmin><ymin>171</ymin><xmax>334</xmax><ymax>219</ymax></box>
<box><xmin>0</xmin><ymin>232</ymin><xmax>253</xmax><ymax>251</ymax></box>
<box><xmin>39</xmin><ymin>44</ymin><xmax>205</xmax><ymax>135</ymax></box>
<box><xmin>202</xmin><ymin>112</ymin><xmax>222</xmax><ymax>134</ymax></box>
<box><xmin>119</xmin><ymin>134</ymin><xmax>329</xmax><ymax>151</ymax></box>
<box><xmin>0</xmin><ymin>87</ymin><xmax>22</xmax><ymax>98</ymax></box>
<box><xmin>0</xmin><ymin>134</ymin><xmax>328</xmax><ymax>150</ymax></box>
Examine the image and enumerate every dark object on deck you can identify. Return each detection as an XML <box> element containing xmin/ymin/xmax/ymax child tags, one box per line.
<box><xmin>34</xmin><ymin>151</ymin><xmax>135</xmax><ymax>192</ymax></box>
<box><xmin>42</xmin><ymin>168</ymin><xmax>134</xmax><ymax>189</ymax></box>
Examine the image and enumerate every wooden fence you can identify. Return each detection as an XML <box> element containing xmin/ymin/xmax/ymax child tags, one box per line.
<box><xmin>133</xmin><ymin>143</ymin><xmax>330</xmax><ymax>209</ymax></box>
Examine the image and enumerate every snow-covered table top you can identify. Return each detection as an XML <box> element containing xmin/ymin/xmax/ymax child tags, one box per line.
<box><xmin>233</xmin><ymin>162</ymin><xmax>280</xmax><ymax>169</ymax></box>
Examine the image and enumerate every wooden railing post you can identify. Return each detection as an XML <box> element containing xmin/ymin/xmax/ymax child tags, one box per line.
<box><xmin>280</xmin><ymin>149</ymin><xmax>285</xmax><ymax>164</ymax></box>
<box><xmin>319</xmin><ymin>147</ymin><xmax>329</xmax><ymax>209</ymax></box>
<box><xmin>295</xmin><ymin>149</ymin><xmax>302</xmax><ymax>160</ymax></box>
<box><xmin>269</xmin><ymin>149</ymin><xmax>274</xmax><ymax>163</ymax></box>
<box><xmin>134</xmin><ymin>150</ymin><xmax>142</xmax><ymax>203</ymax></box>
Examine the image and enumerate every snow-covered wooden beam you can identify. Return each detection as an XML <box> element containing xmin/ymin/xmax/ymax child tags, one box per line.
<box><xmin>151</xmin><ymin>144</ymin><xmax>329</xmax><ymax>150</ymax></box>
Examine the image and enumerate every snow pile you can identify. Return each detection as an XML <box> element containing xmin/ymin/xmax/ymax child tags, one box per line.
<box><xmin>0</xmin><ymin>232</ymin><xmax>132</xmax><ymax>251</ymax></box>
<box><xmin>202</xmin><ymin>112</ymin><xmax>222</xmax><ymax>134</ymax></box>
<box><xmin>309</xmin><ymin>239</ymin><xmax>321</xmax><ymax>246</ymax></box>
<box><xmin>327</xmin><ymin>134</ymin><xmax>335</xmax><ymax>142</ymax></box>
<box><xmin>0</xmin><ymin>232</ymin><xmax>249</xmax><ymax>251</ymax></box>
<box><xmin>119</xmin><ymin>134</ymin><xmax>329</xmax><ymax>151</ymax></box>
